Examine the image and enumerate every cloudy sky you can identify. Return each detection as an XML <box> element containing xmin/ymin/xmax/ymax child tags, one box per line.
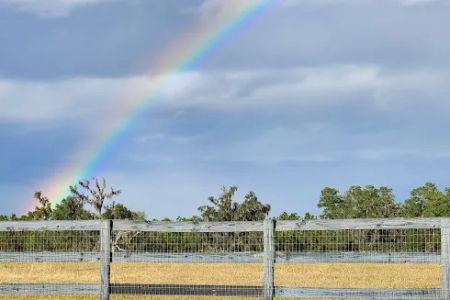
<box><xmin>1</xmin><ymin>0</ymin><xmax>450</xmax><ymax>218</ymax></box>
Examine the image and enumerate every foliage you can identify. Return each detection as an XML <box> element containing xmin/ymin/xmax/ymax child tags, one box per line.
<box><xmin>198</xmin><ymin>186</ymin><xmax>270</xmax><ymax>221</ymax></box>
<box><xmin>317</xmin><ymin>187</ymin><xmax>346</xmax><ymax>219</ymax></box>
<box><xmin>402</xmin><ymin>183</ymin><xmax>450</xmax><ymax>217</ymax></box>
<box><xmin>51</xmin><ymin>197</ymin><xmax>95</xmax><ymax>220</ymax></box>
<box><xmin>102</xmin><ymin>202</ymin><xmax>145</xmax><ymax>220</ymax></box>
<box><xmin>303</xmin><ymin>212</ymin><xmax>316</xmax><ymax>220</ymax></box>
<box><xmin>318</xmin><ymin>185</ymin><xmax>400</xmax><ymax>219</ymax></box>
<box><xmin>1</xmin><ymin>181</ymin><xmax>450</xmax><ymax>255</ymax></box>
<box><xmin>277</xmin><ymin>212</ymin><xmax>316</xmax><ymax>221</ymax></box>
<box><xmin>277</xmin><ymin>212</ymin><xmax>301</xmax><ymax>220</ymax></box>
<box><xmin>3</xmin><ymin>181</ymin><xmax>450</xmax><ymax>225</ymax></box>
<box><xmin>27</xmin><ymin>192</ymin><xmax>53</xmax><ymax>220</ymax></box>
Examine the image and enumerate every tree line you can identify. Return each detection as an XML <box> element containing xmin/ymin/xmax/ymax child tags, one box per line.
<box><xmin>1</xmin><ymin>179</ymin><xmax>450</xmax><ymax>222</ymax></box>
<box><xmin>0</xmin><ymin>179</ymin><xmax>447</xmax><ymax>254</ymax></box>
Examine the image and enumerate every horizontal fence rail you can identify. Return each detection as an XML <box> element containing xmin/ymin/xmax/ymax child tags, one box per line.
<box><xmin>113</xmin><ymin>220</ymin><xmax>265</xmax><ymax>232</ymax></box>
<box><xmin>0</xmin><ymin>220</ymin><xmax>102</xmax><ymax>231</ymax></box>
<box><xmin>0</xmin><ymin>218</ymin><xmax>449</xmax><ymax>299</ymax></box>
<box><xmin>1</xmin><ymin>217</ymin><xmax>443</xmax><ymax>232</ymax></box>
<box><xmin>0</xmin><ymin>250</ymin><xmax>439</xmax><ymax>264</ymax></box>
<box><xmin>276</xmin><ymin>218</ymin><xmax>444</xmax><ymax>231</ymax></box>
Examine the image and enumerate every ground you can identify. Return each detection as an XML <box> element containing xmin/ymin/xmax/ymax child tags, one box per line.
<box><xmin>0</xmin><ymin>262</ymin><xmax>440</xmax><ymax>299</ymax></box>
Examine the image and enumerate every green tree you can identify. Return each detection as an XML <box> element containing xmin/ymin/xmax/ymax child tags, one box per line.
<box><xmin>51</xmin><ymin>197</ymin><xmax>94</xmax><ymax>220</ymax></box>
<box><xmin>198</xmin><ymin>186</ymin><xmax>270</xmax><ymax>221</ymax></box>
<box><xmin>27</xmin><ymin>192</ymin><xmax>52</xmax><ymax>220</ymax></box>
<box><xmin>318</xmin><ymin>186</ymin><xmax>399</xmax><ymax>219</ymax></box>
<box><xmin>102</xmin><ymin>202</ymin><xmax>145</xmax><ymax>220</ymax></box>
<box><xmin>69</xmin><ymin>177</ymin><xmax>121</xmax><ymax>218</ymax></box>
<box><xmin>277</xmin><ymin>212</ymin><xmax>301</xmax><ymax>220</ymax></box>
<box><xmin>235</xmin><ymin>191</ymin><xmax>271</xmax><ymax>221</ymax></box>
<box><xmin>303</xmin><ymin>212</ymin><xmax>316</xmax><ymax>220</ymax></box>
<box><xmin>402</xmin><ymin>183</ymin><xmax>449</xmax><ymax>217</ymax></box>
<box><xmin>318</xmin><ymin>187</ymin><xmax>347</xmax><ymax>219</ymax></box>
<box><xmin>350</xmin><ymin>185</ymin><xmax>399</xmax><ymax>218</ymax></box>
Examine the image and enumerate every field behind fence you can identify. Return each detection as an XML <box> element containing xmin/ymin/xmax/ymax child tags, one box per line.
<box><xmin>0</xmin><ymin>218</ymin><xmax>449</xmax><ymax>299</ymax></box>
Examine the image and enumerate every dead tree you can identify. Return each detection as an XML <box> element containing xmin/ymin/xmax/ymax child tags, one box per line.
<box><xmin>69</xmin><ymin>177</ymin><xmax>121</xmax><ymax>219</ymax></box>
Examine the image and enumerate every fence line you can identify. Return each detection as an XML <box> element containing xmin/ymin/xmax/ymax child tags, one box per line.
<box><xmin>1</xmin><ymin>217</ymin><xmax>438</xmax><ymax>232</ymax></box>
<box><xmin>0</xmin><ymin>250</ymin><xmax>440</xmax><ymax>263</ymax></box>
<box><xmin>0</xmin><ymin>218</ymin><xmax>449</xmax><ymax>299</ymax></box>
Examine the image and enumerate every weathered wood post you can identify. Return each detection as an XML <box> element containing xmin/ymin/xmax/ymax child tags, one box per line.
<box><xmin>441</xmin><ymin>223</ymin><xmax>450</xmax><ymax>299</ymax></box>
<box><xmin>263</xmin><ymin>218</ymin><xmax>276</xmax><ymax>300</ymax></box>
<box><xmin>100</xmin><ymin>220</ymin><xmax>112</xmax><ymax>300</ymax></box>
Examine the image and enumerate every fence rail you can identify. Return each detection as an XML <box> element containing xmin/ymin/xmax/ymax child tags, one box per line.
<box><xmin>1</xmin><ymin>217</ymin><xmax>442</xmax><ymax>232</ymax></box>
<box><xmin>0</xmin><ymin>217</ymin><xmax>449</xmax><ymax>299</ymax></box>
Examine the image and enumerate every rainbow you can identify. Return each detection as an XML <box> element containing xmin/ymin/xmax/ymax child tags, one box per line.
<box><xmin>25</xmin><ymin>0</ymin><xmax>278</xmax><ymax>211</ymax></box>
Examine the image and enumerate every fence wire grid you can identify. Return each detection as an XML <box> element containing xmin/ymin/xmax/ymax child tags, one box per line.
<box><xmin>0</xmin><ymin>219</ymin><xmax>448</xmax><ymax>300</ymax></box>
<box><xmin>110</xmin><ymin>229</ymin><xmax>265</xmax><ymax>298</ymax></box>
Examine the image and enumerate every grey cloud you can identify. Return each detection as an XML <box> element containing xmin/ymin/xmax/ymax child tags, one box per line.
<box><xmin>1</xmin><ymin>0</ymin><xmax>449</xmax><ymax>78</ymax></box>
<box><xmin>206</xmin><ymin>0</ymin><xmax>450</xmax><ymax>71</ymax></box>
<box><xmin>1</xmin><ymin>0</ymin><xmax>115</xmax><ymax>18</ymax></box>
<box><xmin>0</xmin><ymin>1</ymin><xmax>197</xmax><ymax>78</ymax></box>
<box><xmin>161</xmin><ymin>66</ymin><xmax>450</xmax><ymax>118</ymax></box>
<box><xmin>0</xmin><ymin>76</ymin><xmax>142</xmax><ymax>122</ymax></box>
<box><xmin>1</xmin><ymin>64</ymin><xmax>448</xmax><ymax>124</ymax></box>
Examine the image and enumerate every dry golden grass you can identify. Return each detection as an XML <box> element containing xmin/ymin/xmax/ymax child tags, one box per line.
<box><xmin>0</xmin><ymin>262</ymin><xmax>100</xmax><ymax>284</ymax></box>
<box><xmin>276</xmin><ymin>263</ymin><xmax>440</xmax><ymax>289</ymax></box>
<box><xmin>111</xmin><ymin>263</ymin><xmax>263</xmax><ymax>286</ymax></box>
<box><xmin>0</xmin><ymin>262</ymin><xmax>441</xmax><ymax>289</ymax></box>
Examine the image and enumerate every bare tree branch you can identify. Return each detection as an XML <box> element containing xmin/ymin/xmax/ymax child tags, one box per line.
<box><xmin>69</xmin><ymin>177</ymin><xmax>121</xmax><ymax>218</ymax></box>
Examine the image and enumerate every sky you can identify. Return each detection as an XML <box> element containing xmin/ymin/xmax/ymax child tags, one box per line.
<box><xmin>1</xmin><ymin>0</ymin><xmax>450</xmax><ymax>219</ymax></box>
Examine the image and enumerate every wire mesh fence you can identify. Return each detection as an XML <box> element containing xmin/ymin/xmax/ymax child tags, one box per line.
<box><xmin>110</xmin><ymin>230</ymin><xmax>265</xmax><ymax>298</ymax></box>
<box><xmin>275</xmin><ymin>228</ymin><xmax>441</xmax><ymax>263</ymax></box>
<box><xmin>0</xmin><ymin>218</ymin><xmax>448</xmax><ymax>299</ymax></box>
<box><xmin>274</xmin><ymin>228</ymin><xmax>442</xmax><ymax>299</ymax></box>
<box><xmin>0</xmin><ymin>228</ymin><xmax>101</xmax><ymax>298</ymax></box>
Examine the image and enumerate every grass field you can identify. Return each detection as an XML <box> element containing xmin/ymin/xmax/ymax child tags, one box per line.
<box><xmin>0</xmin><ymin>262</ymin><xmax>440</xmax><ymax>289</ymax></box>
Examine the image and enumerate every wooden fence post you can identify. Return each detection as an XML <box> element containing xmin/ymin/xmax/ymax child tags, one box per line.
<box><xmin>441</xmin><ymin>226</ymin><xmax>450</xmax><ymax>298</ymax></box>
<box><xmin>263</xmin><ymin>218</ymin><xmax>276</xmax><ymax>300</ymax></box>
<box><xmin>100</xmin><ymin>220</ymin><xmax>112</xmax><ymax>300</ymax></box>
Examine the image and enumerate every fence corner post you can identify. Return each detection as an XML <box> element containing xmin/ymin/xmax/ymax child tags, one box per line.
<box><xmin>263</xmin><ymin>218</ymin><xmax>276</xmax><ymax>300</ymax></box>
<box><xmin>100</xmin><ymin>219</ymin><xmax>112</xmax><ymax>300</ymax></box>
